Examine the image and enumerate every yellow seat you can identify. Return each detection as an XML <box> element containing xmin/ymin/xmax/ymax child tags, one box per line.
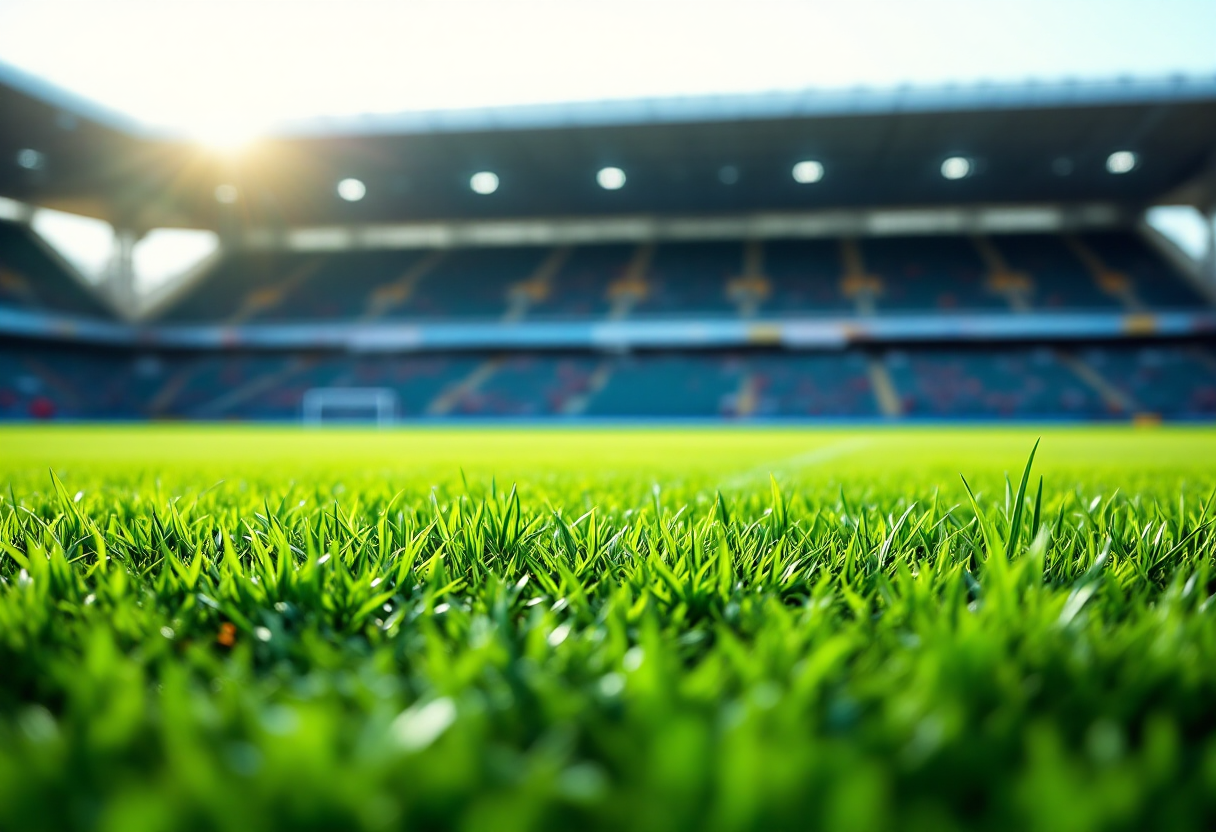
<box><xmin>244</xmin><ymin>286</ymin><xmax>284</xmax><ymax>310</ymax></box>
<box><xmin>0</xmin><ymin>268</ymin><xmax>30</xmax><ymax>292</ymax></box>
<box><xmin>840</xmin><ymin>273</ymin><xmax>884</xmax><ymax>298</ymax></box>
<box><xmin>507</xmin><ymin>278</ymin><xmax>551</xmax><ymax>302</ymax></box>
<box><xmin>726</xmin><ymin>275</ymin><xmax>772</xmax><ymax>302</ymax></box>
<box><xmin>986</xmin><ymin>271</ymin><xmax>1035</xmax><ymax>293</ymax></box>
<box><xmin>369</xmin><ymin>283</ymin><xmax>410</xmax><ymax>305</ymax></box>
<box><xmin>1096</xmin><ymin>271</ymin><xmax>1132</xmax><ymax>294</ymax></box>
<box><xmin>607</xmin><ymin>276</ymin><xmax>649</xmax><ymax>301</ymax></box>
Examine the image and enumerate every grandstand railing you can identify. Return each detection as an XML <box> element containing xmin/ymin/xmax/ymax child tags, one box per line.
<box><xmin>1</xmin><ymin>306</ymin><xmax>1213</xmax><ymax>353</ymax></box>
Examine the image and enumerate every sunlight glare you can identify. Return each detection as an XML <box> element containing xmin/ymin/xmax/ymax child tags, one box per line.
<box><xmin>1</xmin><ymin>0</ymin><xmax>1210</xmax><ymax>144</ymax></box>
<box><xmin>192</xmin><ymin>119</ymin><xmax>264</xmax><ymax>153</ymax></box>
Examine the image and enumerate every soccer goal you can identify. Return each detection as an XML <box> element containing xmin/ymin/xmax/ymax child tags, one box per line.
<box><xmin>302</xmin><ymin>387</ymin><xmax>398</xmax><ymax>426</ymax></box>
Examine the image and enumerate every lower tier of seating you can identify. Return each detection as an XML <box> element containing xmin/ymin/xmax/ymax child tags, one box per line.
<box><xmin>2</xmin><ymin>340</ymin><xmax>1213</xmax><ymax>422</ymax></box>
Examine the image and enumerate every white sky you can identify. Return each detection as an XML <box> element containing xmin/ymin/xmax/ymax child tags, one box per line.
<box><xmin>1</xmin><ymin>0</ymin><xmax>1215</xmax><ymax>144</ymax></box>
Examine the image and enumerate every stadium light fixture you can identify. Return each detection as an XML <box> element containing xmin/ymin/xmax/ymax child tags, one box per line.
<box><xmin>792</xmin><ymin>160</ymin><xmax>824</xmax><ymax>184</ymax></box>
<box><xmin>597</xmin><ymin>167</ymin><xmax>626</xmax><ymax>190</ymax></box>
<box><xmin>214</xmin><ymin>184</ymin><xmax>239</xmax><ymax>205</ymax></box>
<box><xmin>940</xmin><ymin>156</ymin><xmax>972</xmax><ymax>180</ymax></box>
<box><xmin>470</xmin><ymin>171</ymin><xmax>500</xmax><ymax>195</ymax></box>
<box><xmin>15</xmin><ymin>149</ymin><xmax>45</xmax><ymax>171</ymax></box>
<box><xmin>1106</xmin><ymin>151</ymin><xmax>1137</xmax><ymax>175</ymax></box>
<box><xmin>337</xmin><ymin>178</ymin><xmax>366</xmax><ymax>202</ymax></box>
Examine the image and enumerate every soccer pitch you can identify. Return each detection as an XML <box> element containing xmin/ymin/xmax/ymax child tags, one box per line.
<box><xmin>3</xmin><ymin>425</ymin><xmax>1216</xmax><ymax>831</ymax></box>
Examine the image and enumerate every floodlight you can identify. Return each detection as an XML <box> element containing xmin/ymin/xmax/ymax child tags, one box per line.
<box><xmin>597</xmin><ymin>167</ymin><xmax>626</xmax><ymax>190</ymax></box>
<box><xmin>214</xmin><ymin>184</ymin><xmax>239</xmax><ymax>204</ymax></box>
<box><xmin>15</xmin><ymin>149</ymin><xmax>45</xmax><ymax>171</ymax></box>
<box><xmin>940</xmin><ymin>156</ymin><xmax>972</xmax><ymax>180</ymax></box>
<box><xmin>791</xmin><ymin>160</ymin><xmax>824</xmax><ymax>184</ymax></box>
<box><xmin>1106</xmin><ymin>151</ymin><xmax>1137</xmax><ymax>175</ymax></box>
<box><xmin>337</xmin><ymin>178</ymin><xmax>366</xmax><ymax>202</ymax></box>
<box><xmin>470</xmin><ymin>171</ymin><xmax>499</xmax><ymax>195</ymax></box>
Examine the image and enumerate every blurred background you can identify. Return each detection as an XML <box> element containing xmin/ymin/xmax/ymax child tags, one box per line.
<box><xmin>0</xmin><ymin>0</ymin><xmax>1215</xmax><ymax>423</ymax></box>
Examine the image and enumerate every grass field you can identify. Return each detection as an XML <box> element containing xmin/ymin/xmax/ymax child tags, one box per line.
<box><xmin>3</xmin><ymin>425</ymin><xmax>1216</xmax><ymax>831</ymax></box>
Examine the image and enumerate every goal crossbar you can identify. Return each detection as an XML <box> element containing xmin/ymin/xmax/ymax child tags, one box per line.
<box><xmin>302</xmin><ymin>387</ymin><xmax>398</xmax><ymax>426</ymax></box>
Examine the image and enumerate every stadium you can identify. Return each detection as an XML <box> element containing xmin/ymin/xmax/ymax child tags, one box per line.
<box><xmin>2</xmin><ymin>1</ymin><xmax>1216</xmax><ymax>830</ymax></box>
<box><xmin>2</xmin><ymin>66</ymin><xmax>1216</xmax><ymax>422</ymax></box>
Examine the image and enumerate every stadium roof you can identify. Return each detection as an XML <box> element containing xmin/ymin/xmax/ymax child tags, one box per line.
<box><xmin>2</xmin><ymin>65</ymin><xmax>1216</xmax><ymax>229</ymax></box>
<box><xmin>275</xmin><ymin>75</ymin><xmax>1216</xmax><ymax>137</ymax></box>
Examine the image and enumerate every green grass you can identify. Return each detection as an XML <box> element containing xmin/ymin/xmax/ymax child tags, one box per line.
<box><xmin>2</xmin><ymin>425</ymin><xmax>1216</xmax><ymax>832</ymax></box>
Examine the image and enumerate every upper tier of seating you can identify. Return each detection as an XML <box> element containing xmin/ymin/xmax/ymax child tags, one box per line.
<box><xmin>160</xmin><ymin>231</ymin><xmax>1209</xmax><ymax>324</ymax></box>
<box><xmin>0</xmin><ymin>221</ymin><xmax>110</xmax><ymax>318</ymax></box>
<box><xmin>3</xmin><ymin>340</ymin><xmax>1213</xmax><ymax>422</ymax></box>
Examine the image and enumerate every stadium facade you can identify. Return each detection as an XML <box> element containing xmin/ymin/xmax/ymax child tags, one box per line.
<box><xmin>1</xmin><ymin>65</ymin><xmax>1215</xmax><ymax>422</ymax></box>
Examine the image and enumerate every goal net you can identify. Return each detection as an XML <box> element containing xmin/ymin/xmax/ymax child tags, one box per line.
<box><xmin>302</xmin><ymin>387</ymin><xmax>398</xmax><ymax>426</ymax></box>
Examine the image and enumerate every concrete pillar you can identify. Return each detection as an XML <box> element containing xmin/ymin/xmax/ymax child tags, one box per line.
<box><xmin>1207</xmin><ymin>205</ymin><xmax>1216</xmax><ymax>288</ymax></box>
<box><xmin>103</xmin><ymin>228</ymin><xmax>141</xmax><ymax>317</ymax></box>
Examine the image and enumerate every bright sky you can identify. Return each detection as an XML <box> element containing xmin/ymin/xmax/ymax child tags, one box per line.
<box><xmin>0</xmin><ymin>0</ymin><xmax>1214</xmax><ymax>144</ymax></box>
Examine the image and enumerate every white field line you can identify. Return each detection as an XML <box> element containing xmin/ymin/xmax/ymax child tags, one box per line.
<box><xmin>719</xmin><ymin>437</ymin><xmax>873</xmax><ymax>491</ymax></box>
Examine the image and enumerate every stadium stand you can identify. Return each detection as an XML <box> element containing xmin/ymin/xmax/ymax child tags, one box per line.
<box><xmin>1077</xmin><ymin>232</ymin><xmax>1209</xmax><ymax>310</ymax></box>
<box><xmin>1079</xmin><ymin>345</ymin><xmax>1216</xmax><ymax>418</ymax></box>
<box><xmin>762</xmin><ymin>238</ymin><xmax>858</xmax><ymax>316</ymax></box>
<box><xmin>642</xmin><ymin>242</ymin><xmax>741</xmax><ymax>317</ymax></box>
<box><xmin>154</xmin><ymin>231</ymin><xmax>1208</xmax><ymax>324</ymax></box>
<box><xmin>885</xmin><ymin>347</ymin><xmax>1111</xmax><ymax>419</ymax></box>
<box><xmin>160</xmin><ymin>251</ymin><xmax>399</xmax><ymax>323</ymax></box>
<box><xmin>991</xmin><ymin>234</ymin><xmax>1126</xmax><ymax>311</ymax></box>
<box><xmin>3</xmin><ymin>338</ymin><xmax>1214</xmax><ymax>422</ymax></box>
<box><xmin>0</xmin><ymin>220</ymin><xmax>110</xmax><ymax>317</ymax></box>
<box><xmin>0</xmin><ymin>343</ymin><xmax>146</xmax><ymax>420</ymax></box>
<box><xmin>861</xmin><ymin>236</ymin><xmax>1003</xmax><ymax>313</ymax></box>
<box><xmin>2</xmin><ymin>75</ymin><xmax>1215</xmax><ymax>424</ymax></box>
<box><xmin>444</xmin><ymin>355</ymin><xmax>602</xmax><ymax>416</ymax></box>
<box><xmin>406</xmin><ymin>247</ymin><xmax>551</xmax><ymax>320</ymax></box>
<box><xmin>584</xmin><ymin>354</ymin><xmax>744</xmax><ymax>418</ymax></box>
<box><xmin>527</xmin><ymin>244</ymin><xmax>632</xmax><ymax>319</ymax></box>
<box><xmin>746</xmin><ymin>352</ymin><xmax>879</xmax><ymax>417</ymax></box>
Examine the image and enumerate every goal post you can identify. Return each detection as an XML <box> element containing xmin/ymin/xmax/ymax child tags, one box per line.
<box><xmin>302</xmin><ymin>387</ymin><xmax>398</xmax><ymax>426</ymax></box>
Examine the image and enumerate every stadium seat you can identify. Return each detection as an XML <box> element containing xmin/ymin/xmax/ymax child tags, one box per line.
<box><xmin>860</xmin><ymin>236</ymin><xmax>1000</xmax><ymax>313</ymax></box>
<box><xmin>405</xmin><ymin>248</ymin><xmax>550</xmax><ymax>320</ymax></box>
<box><xmin>2</xmin><ymin>339</ymin><xmax>1214</xmax><ymax>421</ymax></box>
<box><xmin>747</xmin><ymin>352</ymin><xmax>878</xmax><ymax>417</ymax></box>
<box><xmin>885</xmin><ymin>347</ymin><xmax>1111</xmax><ymax>419</ymax></box>
<box><xmin>604</xmin><ymin>244</ymin><xmax>657</xmax><ymax>320</ymax></box>
<box><xmin>640</xmin><ymin>242</ymin><xmax>740</xmax><ymax>317</ymax></box>
<box><xmin>151</xmin><ymin>229</ymin><xmax>1207</xmax><ymax>324</ymax></box>
<box><xmin>837</xmin><ymin>239</ymin><xmax>885</xmax><ymax>315</ymax></box>
<box><xmin>502</xmin><ymin>248</ymin><xmax>572</xmax><ymax>322</ymax></box>
<box><xmin>585</xmin><ymin>353</ymin><xmax>743</xmax><ymax>417</ymax></box>
<box><xmin>443</xmin><ymin>355</ymin><xmax>601</xmax><ymax>416</ymax></box>
<box><xmin>761</xmin><ymin>238</ymin><xmax>852</xmax><ymax>315</ymax></box>
<box><xmin>990</xmin><ymin>234</ymin><xmax>1122</xmax><ymax>311</ymax></box>
<box><xmin>528</xmin><ymin>244</ymin><xmax>636</xmax><ymax>319</ymax></box>
<box><xmin>1079</xmin><ymin>232</ymin><xmax>1209</xmax><ymax>310</ymax></box>
<box><xmin>726</xmin><ymin>275</ymin><xmax>772</xmax><ymax>317</ymax></box>
<box><xmin>1079</xmin><ymin>345</ymin><xmax>1216</xmax><ymax>419</ymax></box>
<box><xmin>725</xmin><ymin>240</ymin><xmax>772</xmax><ymax>317</ymax></box>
